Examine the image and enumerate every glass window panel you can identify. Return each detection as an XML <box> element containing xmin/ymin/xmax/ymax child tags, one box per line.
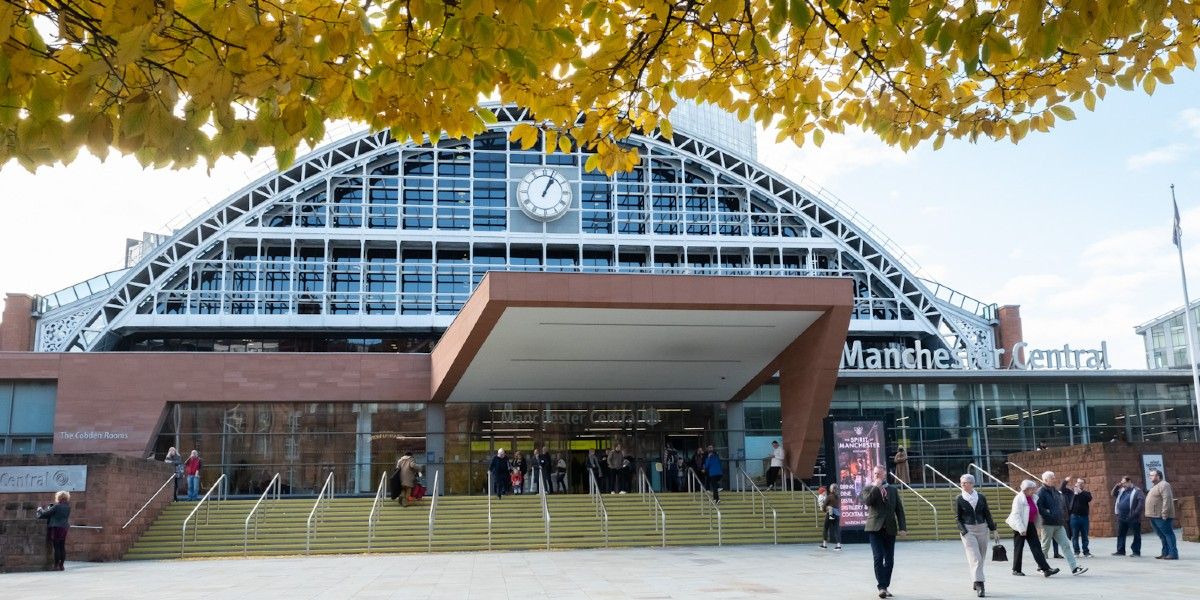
<box><xmin>0</xmin><ymin>383</ymin><xmax>12</xmax><ymax>433</ymax></box>
<box><xmin>10</xmin><ymin>383</ymin><xmax>56</xmax><ymax>434</ymax></box>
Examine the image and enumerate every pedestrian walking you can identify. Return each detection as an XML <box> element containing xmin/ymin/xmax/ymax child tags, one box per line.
<box><xmin>515</xmin><ymin>451</ymin><xmax>529</xmax><ymax>494</ymax></box>
<box><xmin>395</xmin><ymin>451</ymin><xmax>421</xmax><ymax>507</ymax></box>
<box><xmin>674</xmin><ymin>457</ymin><xmax>687</xmax><ymax>492</ymax></box>
<box><xmin>490</xmin><ymin>448</ymin><xmax>509</xmax><ymax>499</ymax></box>
<box><xmin>955</xmin><ymin>474</ymin><xmax>996</xmax><ymax>597</ymax></box>
<box><xmin>554</xmin><ymin>454</ymin><xmax>568</xmax><ymax>493</ymax></box>
<box><xmin>1145</xmin><ymin>468</ymin><xmax>1178</xmax><ymax>560</ymax></box>
<box><xmin>36</xmin><ymin>490</ymin><xmax>71</xmax><ymax>571</ymax></box>
<box><xmin>860</xmin><ymin>465</ymin><xmax>906</xmax><ymax>598</ymax></box>
<box><xmin>766</xmin><ymin>441</ymin><xmax>784</xmax><ymax>490</ymax></box>
<box><xmin>1110</xmin><ymin>475</ymin><xmax>1144</xmax><ymax>556</ymax></box>
<box><xmin>165</xmin><ymin>447</ymin><xmax>183</xmax><ymax>501</ymax></box>
<box><xmin>537</xmin><ymin>446</ymin><xmax>553</xmax><ymax>494</ymax></box>
<box><xmin>1006</xmin><ymin>480</ymin><xmax>1058</xmax><ymax>577</ymax></box>
<box><xmin>1036</xmin><ymin>471</ymin><xmax>1087</xmax><ymax>575</ymax></box>
<box><xmin>820</xmin><ymin>483</ymin><xmax>842</xmax><ymax>550</ymax></box>
<box><xmin>1065</xmin><ymin>476</ymin><xmax>1093</xmax><ymax>557</ymax></box>
<box><xmin>184</xmin><ymin>450</ymin><xmax>202</xmax><ymax>500</ymax></box>
<box><xmin>703</xmin><ymin>444</ymin><xmax>723</xmax><ymax>503</ymax></box>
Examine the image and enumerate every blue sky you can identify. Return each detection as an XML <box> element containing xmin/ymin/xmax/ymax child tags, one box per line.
<box><xmin>2</xmin><ymin>71</ymin><xmax>1199</xmax><ymax>367</ymax></box>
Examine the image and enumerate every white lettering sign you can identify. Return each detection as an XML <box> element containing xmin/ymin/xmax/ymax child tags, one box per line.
<box><xmin>56</xmin><ymin>431</ymin><xmax>130</xmax><ymax>441</ymax></box>
<box><xmin>0</xmin><ymin>465</ymin><xmax>88</xmax><ymax>493</ymax></box>
<box><xmin>840</xmin><ymin>340</ymin><xmax>1110</xmax><ymax>371</ymax></box>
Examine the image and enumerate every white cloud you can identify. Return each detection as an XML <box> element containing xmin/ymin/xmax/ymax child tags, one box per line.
<box><xmin>1182</xmin><ymin>108</ymin><xmax>1200</xmax><ymax>137</ymax></box>
<box><xmin>1126</xmin><ymin>143</ymin><xmax>1189</xmax><ymax>171</ymax></box>
<box><xmin>755</xmin><ymin>126</ymin><xmax>910</xmax><ymax>188</ymax></box>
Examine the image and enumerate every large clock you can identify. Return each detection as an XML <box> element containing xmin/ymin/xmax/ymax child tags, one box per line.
<box><xmin>516</xmin><ymin>168</ymin><xmax>572</xmax><ymax>222</ymax></box>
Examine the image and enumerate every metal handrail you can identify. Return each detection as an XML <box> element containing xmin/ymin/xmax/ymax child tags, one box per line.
<box><xmin>636</xmin><ymin>468</ymin><xmax>666</xmax><ymax>547</ymax></box>
<box><xmin>736</xmin><ymin>467</ymin><xmax>777</xmax><ymax>544</ymax></box>
<box><xmin>924</xmin><ymin>464</ymin><xmax>964</xmax><ymax>490</ymax></box>
<box><xmin>180</xmin><ymin>474</ymin><xmax>227</xmax><ymax>557</ymax></box>
<box><xmin>537</xmin><ymin>469</ymin><xmax>551</xmax><ymax>550</ymax></box>
<box><xmin>486</xmin><ymin>470</ymin><xmax>493</xmax><ymax>550</ymax></box>
<box><xmin>1005</xmin><ymin>461</ymin><xmax>1046</xmax><ymax>485</ymax></box>
<box><xmin>589</xmin><ymin>469</ymin><xmax>610</xmax><ymax>547</ymax></box>
<box><xmin>305</xmin><ymin>471</ymin><xmax>335</xmax><ymax>555</ymax></box>
<box><xmin>889</xmin><ymin>471</ymin><xmax>939</xmax><ymax>540</ymax></box>
<box><xmin>686</xmin><ymin>469</ymin><xmax>722</xmax><ymax>545</ymax></box>
<box><xmin>427</xmin><ymin>469</ymin><xmax>440</xmax><ymax>552</ymax></box>
<box><xmin>969</xmin><ymin>463</ymin><xmax>1017</xmax><ymax>493</ymax></box>
<box><xmin>796</xmin><ymin>477</ymin><xmax>821</xmax><ymax>528</ymax></box>
<box><xmin>122</xmin><ymin>474</ymin><xmax>177</xmax><ymax>530</ymax></box>
<box><xmin>243</xmin><ymin>472</ymin><xmax>281</xmax><ymax>556</ymax></box>
<box><xmin>367</xmin><ymin>470</ymin><xmax>388</xmax><ymax>553</ymax></box>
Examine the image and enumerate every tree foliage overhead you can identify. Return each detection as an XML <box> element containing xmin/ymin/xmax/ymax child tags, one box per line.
<box><xmin>1</xmin><ymin>0</ymin><xmax>1197</xmax><ymax>172</ymax></box>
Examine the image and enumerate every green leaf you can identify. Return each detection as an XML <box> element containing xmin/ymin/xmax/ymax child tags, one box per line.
<box><xmin>768</xmin><ymin>0</ymin><xmax>788</xmax><ymax>37</ymax></box>
<box><xmin>788</xmin><ymin>0</ymin><xmax>812</xmax><ymax>29</ymax></box>
<box><xmin>890</xmin><ymin>0</ymin><xmax>910</xmax><ymax>28</ymax></box>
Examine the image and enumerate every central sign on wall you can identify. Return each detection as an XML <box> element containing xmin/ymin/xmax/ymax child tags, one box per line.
<box><xmin>0</xmin><ymin>465</ymin><xmax>88</xmax><ymax>493</ymax></box>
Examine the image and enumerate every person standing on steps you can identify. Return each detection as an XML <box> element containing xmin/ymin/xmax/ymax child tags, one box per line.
<box><xmin>586</xmin><ymin>449</ymin><xmax>603</xmax><ymax>492</ymax></box>
<box><xmin>820</xmin><ymin>483</ymin><xmax>842</xmax><ymax>550</ymax></box>
<box><xmin>1065</xmin><ymin>476</ymin><xmax>1093</xmax><ymax>558</ymax></box>
<box><xmin>489</xmin><ymin>448</ymin><xmax>509</xmax><ymax>499</ymax></box>
<box><xmin>607</xmin><ymin>444</ymin><xmax>624</xmax><ymax>494</ymax></box>
<box><xmin>36</xmin><ymin>491</ymin><xmax>71</xmax><ymax>571</ymax></box>
<box><xmin>703</xmin><ymin>444</ymin><xmax>723</xmax><ymax>503</ymax></box>
<box><xmin>893</xmin><ymin>447</ymin><xmax>910</xmax><ymax>484</ymax></box>
<box><xmin>1036</xmin><ymin>471</ymin><xmax>1087</xmax><ymax>575</ymax></box>
<box><xmin>1111</xmin><ymin>475</ymin><xmax>1144</xmax><ymax>556</ymax></box>
<box><xmin>955</xmin><ymin>474</ymin><xmax>997</xmax><ymax>597</ymax></box>
<box><xmin>1145</xmin><ymin>468</ymin><xmax>1178</xmax><ymax>560</ymax></box>
<box><xmin>165</xmin><ymin>447</ymin><xmax>183</xmax><ymax>501</ymax></box>
<box><xmin>514</xmin><ymin>451</ymin><xmax>529</xmax><ymax>494</ymax></box>
<box><xmin>554</xmin><ymin>453</ymin><xmax>568</xmax><ymax>493</ymax></box>
<box><xmin>537</xmin><ymin>445</ymin><xmax>553</xmax><ymax>494</ymax></box>
<box><xmin>1007</xmin><ymin>480</ymin><xmax>1058</xmax><ymax>578</ymax></box>
<box><xmin>766</xmin><ymin>441</ymin><xmax>784</xmax><ymax>491</ymax></box>
<box><xmin>396</xmin><ymin>451</ymin><xmax>421</xmax><ymax>507</ymax></box>
<box><xmin>860</xmin><ymin>465</ymin><xmax>906</xmax><ymax>598</ymax></box>
<box><xmin>184</xmin><ymin>449</ymin><xmax>202</xmax><ymax>500</ymax></box>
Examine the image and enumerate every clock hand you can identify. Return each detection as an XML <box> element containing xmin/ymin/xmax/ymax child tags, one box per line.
<box><xmin>542</xmin><ymin>176</ymin><xmax>552</xmax><ymax>197</ymax></box>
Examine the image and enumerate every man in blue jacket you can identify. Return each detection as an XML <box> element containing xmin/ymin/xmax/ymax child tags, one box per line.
<box><xmin>1111</xmin><ymin>475</ymin><xmax>1144</xmax><ymax>556</ymax></box>
<box><xmin>1036</xmin><ymin>472</ymin><xmax>1087</xmax><ymax>575</ymax></box>
<box><xmin>703</xmin><ymin>444</ymin><xmax>723</xmax><ymax>503</ymax></box>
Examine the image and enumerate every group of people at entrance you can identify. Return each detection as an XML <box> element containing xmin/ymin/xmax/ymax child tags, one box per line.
<box><xmin>488</xmin><ymin>446</ymin><xmax>568</xmax><ymax>497</ymax></box>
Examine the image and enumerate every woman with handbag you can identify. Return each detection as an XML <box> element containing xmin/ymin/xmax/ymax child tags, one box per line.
<box><xmin>821</xmin><ymin>483</ymin><xmax>843</xmax><ymax>550</ymax></box>
<box><xmin>955</xmin><ymin>474</ymin><xmax>997</xmax><ymax>597</ymax></box>
<box><xmin>1006</xmin><ymin>480</ymin><xmax>1058</xmax><ymax>578</ymax></box>
<box><xmin>36</xmin><ymin>490</ymin><xmax>71</xmax><ymax>571</ymax></box>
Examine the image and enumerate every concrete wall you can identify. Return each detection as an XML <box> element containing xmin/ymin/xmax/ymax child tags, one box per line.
<box><xmin>0</xmin><ymin>454</ymin><xmax>175</xmax><ymax>570</ymax></box>
<box><xmin>1008</xmin><ymin>442</ymin><xmax>1200</xmax><ymax>540</ymax></box>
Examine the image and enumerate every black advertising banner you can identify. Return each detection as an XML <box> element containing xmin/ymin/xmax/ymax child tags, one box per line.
<box><xmin>831</xmin><ymin>420</ymin><xmax>885</xmax><ymax>529</ymax></box>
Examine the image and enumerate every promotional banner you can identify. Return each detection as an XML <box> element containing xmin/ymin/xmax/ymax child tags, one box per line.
<box><xmin>831</xmin><ymin>420</ymin><xmax>885</xmax><ymax>529</ymax></box>
<box><xmin>1141</xmin><ymin>454</ymin><xmax>1165</xmax><ymax>491</ymax></box>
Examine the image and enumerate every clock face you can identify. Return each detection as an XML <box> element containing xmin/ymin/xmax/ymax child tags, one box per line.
<box><xmin>516</xmin><ymin>168</ymin><xmax>572</xmax><ymax>222</ymax></box>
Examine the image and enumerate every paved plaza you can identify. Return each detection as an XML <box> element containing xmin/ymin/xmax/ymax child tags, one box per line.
<box><xmin>7</xmin><ymin>536</ymin><xmax>1194</xmax><ymax>599</ymax></box>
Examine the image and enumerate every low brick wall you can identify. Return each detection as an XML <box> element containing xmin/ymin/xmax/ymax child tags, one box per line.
<box><xmin>0</xmin><ymin>454</ymin><xmax>175</xmax><ymax>571</ymax></box>
<box><xmin>1180</xmin><ymin>496</ymin><xmax>1199</xmax><ymax>542</ymax></box>
<box><xmin>1008</xmin><ymin>441</ymin><xmax>1200</xmax><ymax>537</ymax></box>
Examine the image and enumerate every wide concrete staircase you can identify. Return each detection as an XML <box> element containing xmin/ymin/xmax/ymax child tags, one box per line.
<box><xmin>125</xmin><ymin>485</ymin><xmax>973</xmax><ymax>560</ymax></box>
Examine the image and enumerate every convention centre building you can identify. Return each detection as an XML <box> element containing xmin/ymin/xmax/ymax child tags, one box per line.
<box><xmin>1</xmin><ymin>104</ymin><xmax>1196</xmax><ymax>497</ymax></box>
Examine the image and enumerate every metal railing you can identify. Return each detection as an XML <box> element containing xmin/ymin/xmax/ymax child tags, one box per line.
<box><xmin>242</xmin><ymin>472</ymin><xmax>281</xmax><ymax>556</ymax></box>
<box><xmin>181</xmin><ymin>474</ymin><xmax>227</xmax><ymax>557</ymax></box>
<box><xmin>122</xmin><ymin>474</ymin><xmax>177</xmax><ymax>530</ymax></box>
<box><xmin>367</xmin><ymin>470</ymin><xmax>388</xmax><ymax>553</ymax></box>
<box><xmin>589</xmin><ymin>469</ymin><xmax>611</xmax><ymax>547</ymax></box>
<box><xmin>924</xmin><ymin>464</ymin><xmax>964</xmax><ymax>490</ymax></box>
<box><xmin>486</xmin><ymin>470</ymin><xmax>494</xmax><ymax>550</ymax></box>
<box><xmin>1005</xmin><ymin>461</ymin><xmax>1046</xmax><ymax>485</ymax></box>
<box><xmin>305</xmin><ymin>471</ymin><xmax>335</xmax><ymax>555</ymax></box>
<box><xmin>686</xmin><ymin>469</ymin><xmax>722</xmax><ymax>545</ymax></box>
<box><xmin>794</xmin><ymin>474</ymin><xmax>821</xmax><ymax>528</ymax></box>
<box><xmin>537</xmin><ymin>470</ymin><xmax>551</xmax><ymax>550</ymax></box>
<box><xmin>969</xmin><ymin>463</ymin><xmax>1017</xmax><ymax>493</ymax></box>
<box><xmin>889</xmin><ymin>472</ymin><xmax>939</xmax><ymax>540</ymax></box>
<box><xmin>427</xmin><ymin>469</ymin><xmax>441</xmax><ymax>553</ymax></box>
<box><xmin>736</xmin><ymin>467</ymin><xmax>777</xmax><ymax>544</ymax></box>
<box><xmin>635</xmin><ymin>468</ymin><xmax>666</xmax><ymax>547</ymax></box>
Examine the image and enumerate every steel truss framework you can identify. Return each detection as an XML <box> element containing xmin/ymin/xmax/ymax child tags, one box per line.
<box><xmin>36</xmin><ymin>107</ymin><xmax>994</xmax><ymax>356</ymax></box>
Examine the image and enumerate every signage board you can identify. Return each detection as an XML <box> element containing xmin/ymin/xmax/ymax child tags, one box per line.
<box><xmin>1141</xmin><ymin>454</ymin><xmax>1165</xmax><ymax>492</ymax></box>
<box><xmin>0</xmin><ymin>465</ymin><xmax>88</xmax><ymax>493</ymax></box>
<box><xmin>830</xmin><ymin>420</ymin><xmax>885</xmax><ymax>529</ymax></box>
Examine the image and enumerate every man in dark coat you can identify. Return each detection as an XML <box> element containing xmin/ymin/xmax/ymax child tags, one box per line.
<box><xmin>860</xmin><ymin>465</ymin><xmax>906</xmax><ymax>598</ymax></box>
<box><xmin>537</xmin><ymin>445</ymin><xmax>553</xmax><ymax>493</ymax></box>
<box><xmin>489</xmin><ymin>448</ymin><xmax>509</xmax><ymax>499</ymax></box>
<box><xmin>1111</xmin><ymin>475</ymin><xmax>1144</xmax><ymax>556</ymax></box>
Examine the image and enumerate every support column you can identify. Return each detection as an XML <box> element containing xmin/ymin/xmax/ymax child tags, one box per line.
<box><xmin>778</xmin><ymin>306</ymin><xmax>852</xmax><ymax>478</ymax></box>
<box><xmin>0</xmin><ymin>294</ymin><xmax>35</xmax><ymax>351</ymax></box>
<box><xmin>995</xmin><ymin>305</ymin><xmax>1023</xmax><ymax>368</ymax></box>
<box><xmin>426</xmin><ymin>403</ymin><xmax>445</xmax><ymax>495</ymax></box>
<box><xmin>727</xmin><ymin>399</ymin><xmax>746</xmax><ymax>481</ymax></box>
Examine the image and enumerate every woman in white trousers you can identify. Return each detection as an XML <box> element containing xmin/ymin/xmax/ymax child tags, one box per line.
<box><xmin>955</xmin><ymin>474</ymin><xmax>997</xmax><ymax>597</ymax></box>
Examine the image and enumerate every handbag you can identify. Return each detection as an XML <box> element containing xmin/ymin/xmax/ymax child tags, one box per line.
<box><xmin>991</xmin><ymin>531</ymin><xmax>1008</xmax><ymax>562</ymax></box>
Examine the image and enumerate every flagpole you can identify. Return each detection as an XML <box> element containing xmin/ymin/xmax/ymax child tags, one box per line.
<box><xmin>1171</xmin><ymin>184</ymin><xmax>1200</xmax><ymax>438</ymax></box>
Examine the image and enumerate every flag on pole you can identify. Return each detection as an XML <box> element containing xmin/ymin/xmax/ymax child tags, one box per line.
<box><xmin>1174</xmin><ymin>196</ymin><xmax>1183</xmax><ymax>248</ymax></box>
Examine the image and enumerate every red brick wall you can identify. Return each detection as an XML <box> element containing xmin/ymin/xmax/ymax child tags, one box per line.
<box><xmin>0</xmin><ymin>352</ymin><xmax>432</xmax><ymax>457</ymax></box>
<box><xmin>994</xmin><ymin>305</ymin><xmax>1022</xmax><ymax>368</ymax></box>
<box><xmin>1008</xmin><ymin>442</ymin><xmax>1200</xmax><ymax>536</ymax></box>
<box><xmin>0</xmin><ymin>454</ymin><xmax>175</xmax><ymax>569</ymax></box>
<box><xmin>0</xmin><ymin>294</ymin><xmax>34</xmax><ymax>352</ymax></box>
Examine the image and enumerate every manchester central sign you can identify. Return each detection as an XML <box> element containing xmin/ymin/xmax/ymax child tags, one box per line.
<box><xmin>840</xmin><ymin>340</ymin><xmax>1111</xmax><ymax>371</ymax></box>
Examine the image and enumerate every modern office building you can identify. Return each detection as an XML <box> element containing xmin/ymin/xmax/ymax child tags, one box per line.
<box><xmin>2</xmin><ymin>105</ymin><xmax>1196</xmax><ymax>497</ymax></box>
<box><xmin>1136</xmin><ymin>302</ymin><xmax>1200</xmax><ymax>369</ymax></box>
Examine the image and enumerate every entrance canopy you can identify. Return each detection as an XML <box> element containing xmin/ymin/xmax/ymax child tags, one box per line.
<box><xmin>430</xmin><ymin>272</ymin><xmax>853</xmax><ymax>475</ymax></box>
